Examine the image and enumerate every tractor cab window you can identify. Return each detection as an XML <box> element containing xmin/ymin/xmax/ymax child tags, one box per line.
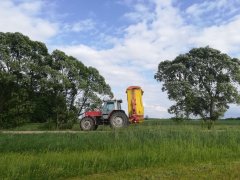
<box><xmin>106</xmin><ymin>102</ymin><xmax>114</xmax><ymax>111</ymax></box>
<box><xmin>102</xmin><ymin>102</ymin><xmax>114</xmax><ymax>114</ymax></box>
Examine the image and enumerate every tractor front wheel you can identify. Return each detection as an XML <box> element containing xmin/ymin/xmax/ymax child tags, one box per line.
<box><xmin>110</xmin><ymin>111</ymin><xmax>129</xmax><ymax>129</ymax></box>
<box><xmin>80</xmin><ymin>117</ymin><xmax>96</xmax><ymax>131</ymax></box>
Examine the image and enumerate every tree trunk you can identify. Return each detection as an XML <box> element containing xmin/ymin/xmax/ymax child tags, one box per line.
<box><xmin>56</xmin><ymin>112</ymin><xmax>59</xmax><ymax>129</ymax></box>
<box><xmin>78</xmin><ymin>97</ymin><xmax>88</xmax><ymax>116</ymax></box>
<box><xmin>70</xmin><ymin>91</ymin><xmax>76</xmax><ymax>111</ymax></box>
<box><xmin>209</xmin><ymin>98</ymin><xmax>214</xmax><ymax>120</ymax></box>
<box><xmin>186</xmin><ymin>110</ymin><xmax>190</xmax><ymax>119</ymax></box>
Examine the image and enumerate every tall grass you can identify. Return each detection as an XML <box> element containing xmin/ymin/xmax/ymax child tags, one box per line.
<box><xmin>0</xmin><ymin>120</ymin><xmax>240</xmax><ymax>179</ymax></box>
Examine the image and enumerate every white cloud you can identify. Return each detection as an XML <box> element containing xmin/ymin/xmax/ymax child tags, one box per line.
<box><xmin>18</xmin><ymin>1</ymin><xmax>43</xmax><ymax>14</ymax></box>
<box><xmin>186</xmin><ymin>0</ymin><xmax>227</xmax><ymax>16</ymax></box>
<box><xmin>144</xmin><ymin>104</ymin><xmax>167</xmax><ymax>118</ymax></box>
<box><xmin>55</xmin><ymin>0</ymin><xmax>190</xmax><ymax>118</ymax></box>
<box><xmin>63</xmin><ymin>19</ymin><xmax>96</xmax><ymax>32</ymax></box>
<box><xmin>186</xmin><ymin>0</ymin><xmax>240</xmax><ymax>25</ymax></box>
<box><xmin>2</xmin><ymin>0</ymin><xmax>239</xmax><ymax>117</ymax></box>
<box><xmin>0</xmin><ymin>0</ymin><xmax>58</xmax><ymax>42</ymax></box>
<box><xmin>190</xmin><ymin>17</ymin><xmax>240</xmax><ymax>53</ymax></box>
<box><xmin>56</xmin><ymin>0</ymin><xmax>240</xmax><ymax>118</ymax></box>
<box><xmin>117</xmin><ymin>0</ymin><xmax>143</xmax><ymax>6</ymax></box>
<box><xmin>124</xmin><ymin>3</ymin><xmax>154</xmax><ymax>22</ymax></box>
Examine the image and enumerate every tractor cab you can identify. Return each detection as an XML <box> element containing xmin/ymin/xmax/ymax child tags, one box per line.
<box><xmin>102</xmin><ymin>99</ymin><xmax>122</xmax><ymax>119</ymax></box>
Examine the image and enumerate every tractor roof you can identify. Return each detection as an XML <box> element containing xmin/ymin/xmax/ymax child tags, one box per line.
<box><xmin>104</xmin><ymin>99</ymin><xmax>122</xmax><ymax>103</ymax></box>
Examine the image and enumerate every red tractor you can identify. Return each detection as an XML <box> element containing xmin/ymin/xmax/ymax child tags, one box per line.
<box><xmin>80</xmin><ymin>99</ymin><xmax>129</xmax><ymax>130</ymax></box>
<box><xmin>80</xmin><ymin>86</ymin><xmax>144</xmax><ymax>131</ymax></box>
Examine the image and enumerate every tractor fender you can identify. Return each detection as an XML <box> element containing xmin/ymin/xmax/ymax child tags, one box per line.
<box><xmin>83</xmin><ymin>111</ymin><xmax>102</xmax><ymax>125</ymax></box>
<box><xmin>83</xmin><ymin>116</ymin><xmax>97</xmax><ymax>125</ymax></box>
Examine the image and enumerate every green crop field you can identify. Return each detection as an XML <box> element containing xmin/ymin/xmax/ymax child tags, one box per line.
<box><xmin>1</xmin><ymin>119</ymin><xmax>240</xmax><ymax>179</ymax></box>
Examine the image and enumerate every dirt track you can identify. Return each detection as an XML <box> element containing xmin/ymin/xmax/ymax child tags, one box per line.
<box><xmin>0</xmin><ymin>130</ymin><xmax>90</xmax><ymax>134</ymax></box>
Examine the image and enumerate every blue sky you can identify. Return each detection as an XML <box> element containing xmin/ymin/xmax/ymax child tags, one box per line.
<box><xmin>1</xmin><ymin>0</ymin><xmax>240</xmax><ymax>118</ymax></box>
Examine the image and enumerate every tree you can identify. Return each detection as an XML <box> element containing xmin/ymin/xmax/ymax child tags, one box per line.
<box><xmin>0</xmin><ymin>32</ymin><xmax>49</xmax><ymax>127</ymax></box>
<box><xmin>50</xmin><ymin>50</ymin><xmax>113</xmax><ymax>118</ymax></box>
<box><xmin>0</xmin><ymin>32</ymin><xmax>113</xmax><ymax>129</ymax></box>
<box><xmin>76</xmin><ymin>66</ymin><xmax>113</xmax><ymax>116</ymax></box>
<box><xmin>155</xmin><ymin>47</ymin><xmax>240</xmax><ymax>128</ymax></box>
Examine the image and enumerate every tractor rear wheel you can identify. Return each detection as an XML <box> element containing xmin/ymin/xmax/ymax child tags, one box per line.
<box><xmin>80</xmin><ymin>117</ymin><xmax>96</xmax><ymax>131</ymax></box>
<box><xmin>110</xmin><ymin>111</ymin><xmax>129</xmax><ymax>129</ymax></box>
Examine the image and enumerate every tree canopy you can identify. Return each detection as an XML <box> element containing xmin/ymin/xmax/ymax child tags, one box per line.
<box><xmin>155</xmin><ymin>47</ymin><xmax>240</xmax><ymax>122</ymax></box>
<box><xmin>0</xmin><ymin>32</ymin><xmax>113</xmax><ymax>129</ymax></box>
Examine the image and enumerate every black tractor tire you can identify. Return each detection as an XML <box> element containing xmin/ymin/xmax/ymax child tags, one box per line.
<box><xmin>110</xmin><ymin>111</ymin><xmax>129</xmax><ymax>129</ymax></box>
<box><xmin>80</xmin><ymin>117</ymin><xmax>96</xmax><ymax>131</ymax></box>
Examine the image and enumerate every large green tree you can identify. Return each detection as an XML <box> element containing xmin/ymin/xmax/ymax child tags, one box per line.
<box><xmin>0</xmin><ymin>32</ymin><xmax>50</xmax><ymax>127</ymax></box>
<box><xmin>50</xmin><ymin>50</ymin><xmax>113</xmax><ymax>128</ymax></box>
<box><xmin>155</xmin><ymin>47</ymin><xmax>240</xmax><ymax>125</ymax></box>
<box><xmin>0</xmin><ymin>32</ymin><xmax>113</xmax><ymax>129</ymax></box>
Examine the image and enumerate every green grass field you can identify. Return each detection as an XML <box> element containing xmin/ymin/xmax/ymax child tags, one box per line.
<box><xmin>1</xmin><ymin>119</ymin><xmax>240</xmax><ymax>179</ymax></box>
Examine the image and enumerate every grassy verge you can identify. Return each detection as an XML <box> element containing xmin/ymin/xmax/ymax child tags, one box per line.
<box><xmin>1</xmin><ymin>121</ymin><xmax>240</xmax><ymax>179</ymax></box>
<box><xmin>4</xmin><ymin>118</ymin><xmax>240</xmax><ymax>131</ymax></box>
<box><xmin>80</xmin><ymin>162</ymin><xmax>240</xmax><ymax>180</ymax></box>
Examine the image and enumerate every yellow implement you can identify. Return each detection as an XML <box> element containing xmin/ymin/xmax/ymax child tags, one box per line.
<box><xmin>126</xmin><ymin>86</ymin><xmax>144</xmax><ymax>123</ymax></box>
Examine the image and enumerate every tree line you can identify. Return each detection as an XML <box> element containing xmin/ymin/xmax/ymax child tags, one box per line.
<box><xmin>155</xmin><ymin>47</ymin><xmax>240</xmax><ymax>128</ymax></box>
<box><xmin>0</xmin><ymin>32</ymin><xmax>113</xmax><ymax>129</ymax></box>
